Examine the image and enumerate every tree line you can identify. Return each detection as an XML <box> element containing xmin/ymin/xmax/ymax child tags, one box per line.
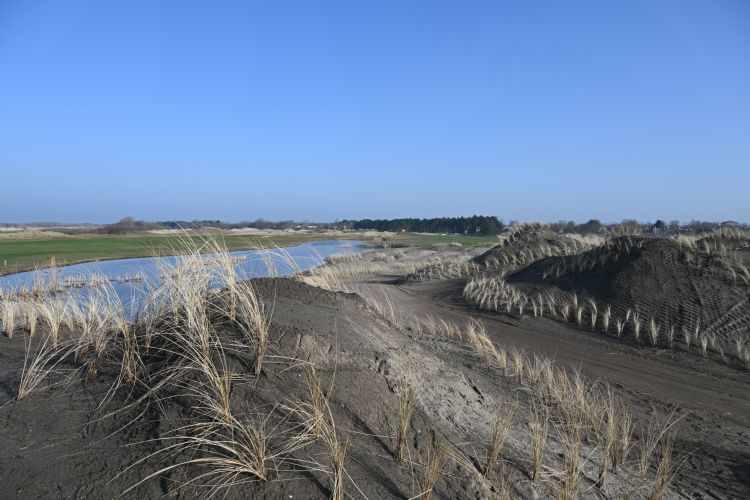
<box><xmin>98</xmin><ymin>216</ymin><xmax>743</xmax><ymax>236</ymax></box>
<box><xmin>340</xmin><ymin>216</ymin><xmax>503</xmax><ymax>235</ymax></box>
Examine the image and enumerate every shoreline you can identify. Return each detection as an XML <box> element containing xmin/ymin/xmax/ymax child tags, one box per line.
<box><xmin>0</xmin><ymin>234</ymin><xmax>362</xmax><ymax>278</ymax></box>
<box><xmin>0</xmin><ymin>232</ymin><xmax>498</xmax><ymax>277</ymax></box>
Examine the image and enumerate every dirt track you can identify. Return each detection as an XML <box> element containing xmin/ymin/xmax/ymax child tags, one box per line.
<box><xmin>348</xmin><ymin>274</ymin><xmax>750</xmax><ymax>498</ymax></box>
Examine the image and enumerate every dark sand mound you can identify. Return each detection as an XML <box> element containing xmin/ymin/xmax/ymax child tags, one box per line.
<box><xmin>474</xmin><ymin>226</ymin><xmax>597</xmax><ymax>272</ymax></box>
<box><xmin>2</xmin><ymin>278</ymin><xmax>597</xmax><ymax>499</ymax></box>
<box><xmin>696</xmin><ymin>227</ymin><xmax>750</xmax><ymax>250</ymax></box>
<box><xmin>405</xmin><ymin>227</ymin><xmax>597</xmax><ymax>283</ymax></box>
<box><xmin>507</xmin><ymin>236</ymin><xmax>750</xmax><ymax>349</ymax></box>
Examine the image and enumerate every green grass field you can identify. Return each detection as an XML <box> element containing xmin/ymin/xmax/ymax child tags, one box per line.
<box><xmin>0</xmin><ymin>232</ymin><xmax>497</xmax><ymax>275</ymax></box>
<box><xmin>0</xmin><ymin>233</ymin><xmax>351</xmax><ymax>275</ymax></box>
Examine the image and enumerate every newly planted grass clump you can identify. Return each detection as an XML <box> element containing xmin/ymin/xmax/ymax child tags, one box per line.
<box><xmin>602</xmin><ymin>305</ymin><xmax>611</xmax><ymax>334</ymax></box>
<box><xmin>649</xmin><ymin>431</ymin><xmax>684</xmax><ymax>500</ymax></box>
<box><xmin>420</xmin><ymin>441</ymin><xmax>448</xmax><ymax>500</ymax></box>
<box><xmin>631</xmin><ymin>312</ymin><xmax>642</xmax><ymax>342</ymax></box>
<box><xmin>233</xmin><ymin>281</ymin><xmax>270</xmax><ymax>376</ymax></box>
<box><xmin>558</xmin><ymin>418</ymin><xmax>583</xmax><ymax>500</ymax></box>
<box><xmin>1</xmin><ymin>298</ymin><xmax>18</xmax><ymax>338</ymax></box>
<box><xmin>648</xmin><ymin>317</ymin><xmax>660</xmax><ymax>347</ymax></box>
<box><xmin>395</xmin><ymin>379</ymin><xmax>415</xmax><ymax>462</ymax></box>
<box><xmin>530</xmin><ymin>403</ymin><xmax>549</xmax><ymax>481</ymax></box>
<box><xmin>37</xmin><ymin>297</ymin><xmax>66</xmax><ymax>347</ymax></box>
<box><xmin>588</xmin><ymin>299</ymin><xmax>598</xmax><ymax>331</ymax></box>
<box><xmin>319</xmin><ymin>405</ymin><xmax>349</xmax><ymax>500</ymax></box>
<box><xmin>483</xmin><ymin>403</ymin><xmax>516</xmax><ymax>476</ymax></box>
<box><xmin>17</xmin><ymin>334</ymin><xmax>71</xmax><ymax>400</ymax></box>
<box><xmin>303</xmin><ymin>363</ymin><xmax>326</xmax><ymax>437</ymax></box>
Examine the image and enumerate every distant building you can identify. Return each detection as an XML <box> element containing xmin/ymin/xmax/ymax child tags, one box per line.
<box><xmin>721</xmin><ymin>221</ymin><xmax>741</xmax><ymax>228</ymax></box>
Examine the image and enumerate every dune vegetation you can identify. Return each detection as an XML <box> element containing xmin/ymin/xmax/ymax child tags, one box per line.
<box><xmin>1</xmin><ymin>227</ymin><xmax>747</xmax><ymax>498</ymax></box>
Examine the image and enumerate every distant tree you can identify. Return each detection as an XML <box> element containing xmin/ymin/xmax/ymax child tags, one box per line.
<box><xmin>577</xmin><ymin>219</ymin><xmax>603</xmax><ymax>234</ymax></box>
<box><xmin>550</xmin><ymin>220</ymin><xmax>576</xmax><ymax>233</ymax></box>
<box><xmin>104</xmin><ymin>217</ymin><xmax>138</xmax><ymax>234</ymax></box>
<box><xmin>606</xmin><ymin>219</ymin><xmax>642</xmax><ymax>236</ymax></box>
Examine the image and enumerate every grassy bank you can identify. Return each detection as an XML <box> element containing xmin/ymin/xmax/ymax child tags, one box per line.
<box><xmin>0</xmin><ymin>233</ymin><xmax>354</xmax><ymax>275</ymax></box>
<box><xmin>0</xmin><ymin>232</ymin><xmax>497</xmax><ymax>275</ymax></box>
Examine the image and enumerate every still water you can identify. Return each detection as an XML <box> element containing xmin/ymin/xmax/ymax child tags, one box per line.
<box><xmin>0</xmin><ymin>240</ymin><xmax>365</xmax><ymax>312</ymax></box>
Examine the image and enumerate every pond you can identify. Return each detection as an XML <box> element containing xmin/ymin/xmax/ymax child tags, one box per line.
<box><xmin>0</xmin><ymin>240</ymin><xmax>365</xmax><ymax>313</ymax></box>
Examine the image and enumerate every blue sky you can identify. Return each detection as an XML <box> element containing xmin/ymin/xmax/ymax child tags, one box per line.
<box><xmin>1</xmin><ymin>0</ymin><xmax>748</xmax><ymax>223</ymax></box>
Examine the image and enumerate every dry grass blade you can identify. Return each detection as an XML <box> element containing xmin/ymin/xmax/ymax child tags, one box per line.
<box><xmin>510</xmin><ymin>347</ymin><xmax>525</xmax><ymax>384</ymax></box>
<box><xmin>24</xmin><ymin>301</ymin><xmax>39</xmax><ymax>337</ymax></box>
<box><xmin>639</xmin><ymin>410</ymin><xmax>684</xmax><ymax>476</ymax></box>
<box><xmin>109</xmin><ymin>293</ymin><xmax>139</xmax><ymax>386</ymax></box>
<box><xmin>614</xmin><ymin>317</ymin><xmax>624</xmax><ymax>337</ymax></box>
<box><xmin>1</xmin><ymin>299</ymin><xmax>18</xmax><ymax>338</ymax></box>
<box><xmin>17</xmin><ymin>335</ymin><xmax>71</xmax><ymax>400</ymax></box>
<box><xmin>483</xmin><ymin>402</ymin><xmax>516</xmax><ymax>476</ymax></box>
<box><xmin>233</xmin><ymin>281</ymin><xmax>270</xmax><ymax>377</ymax></box>
<box><xmin>531</xmin><ymin>403</ymin><xmax>549</xmax><ymax>480</ymax></box>
<box><xmin>612</xmin><ymin>402</ymin><xmax>633</xmax><ymax>472</ymax></box>
<box><xmin>648</xmin><ymin>317</ymin><xmax>660</xmax><ymax>347</ymax></box>
<box><xmin>601</xmin><ymin>304</ymin><xmax>611</xmax><ymax>334</ymax></box>
<box><xmin>588</xmin><ymin>299</ymin><xmax>598</xmax><ymax>331</ymax></box>
<box><xmin>304</xmin><ymin>363</ymin><xmax>326</xmax><ymax>437</ymax></box>
<box><xmin>330</xmin><ymin>435</ymin><xmax>348</xmax><ymax>500</ymax></box>
<box><xmin>396</xmin><ymin>379</ymin><xmax>416</xmax><ymax>462</ymax></box>
<box><xmin>498</xmin><ymin>462</ymin><xmax>513</xmax><ymax>500</ymax></box>
<box><xmin>559</xmin><ymin>418</ymin><xmax>584</xmax><ymax>499</ymax></box>
<box><xmin>122</xmin><ymin>409</ymin><xmax>285</xmax><ymax>495</ymax></box>
<box><xmin>317</xmin><ymin>397</ymin><xmax>349</xmax><ymax>500</ymax></box>
<box><xmin>597</xmin><ymin>389</ymin><xmax>618</xmax><ymax>486</ymax></box>
<box><xmin>37</xmin><ymin>297</ymin><xmax>67</xmax><ymax>346</ymax></box>
<box><xmin>649</xmin><ymin>431</ymin><xmax>685</xmax><ymax>500</ymax></box>
<box><xmin>421</xmin><ymin>441</ymin><xmax>448</xmax><ymax>500</ymax></box>
<box><xmin>632</xmin><ymin>312</ymin><xmax>641</xmax><ymax>342</ymax></box>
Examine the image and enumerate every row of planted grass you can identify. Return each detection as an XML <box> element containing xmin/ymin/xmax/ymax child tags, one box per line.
<box><xmin>374</xmin><ymin>306</ymin><xmax>685</xmax><ymax>499</ymax></box>
<box><xmin>463</xmin><ymin>275</ymin><xmax>750</xmax><ymax>368</ymax></box>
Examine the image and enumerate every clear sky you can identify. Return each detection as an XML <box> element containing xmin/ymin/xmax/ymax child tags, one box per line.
<box><xmin>1</xmin><ymin>1</ymin><xmax>748</xmax><ymax>224</ymax></box>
